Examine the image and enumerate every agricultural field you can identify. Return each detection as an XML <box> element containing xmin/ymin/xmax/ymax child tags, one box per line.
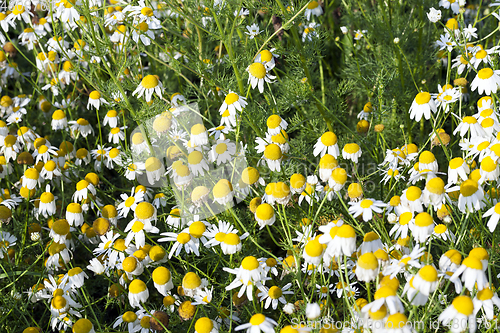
<box><xmin>0</xmin><ymin>0</ymin><xmax>499</xmax><ymax>332</ymax></box>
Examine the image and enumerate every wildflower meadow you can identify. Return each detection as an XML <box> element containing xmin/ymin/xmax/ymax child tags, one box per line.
<box><xmin>3</xmin><ymin>0</ymin><xmax>500</xmax><ymax>332</ymax></box>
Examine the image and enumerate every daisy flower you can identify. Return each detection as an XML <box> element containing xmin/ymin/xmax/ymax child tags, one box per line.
<box><xmin>87</xmin><ymin>91</ymin><xmax>108</xmax><ymax>110</ymax></box>
<box><xmin>257</xmin><ymin>283</ymin><xmax>293</xmax><ymax>310</ymax></box>
<box><xmin>450</xmin><ymin>256</ymin><xmax>488</xmax><ymax>291</ymax></box>
<box><xmin>316</xmin><ymin>284</ymin><xmax>334</xmax><ymax>299</ymax></box>
<box><xmin>103</xmin><ymin>110</ymin><xmax>119</xmax><ymax>127</ymax></box>
<box><xmin>313</xmin><ymin>132</ymin><xmax>340</xmax><ymax>158</ymax></box>
<box><xmin>453</xmin><ymin>116</ymin><xmax>486</xmax><ymax>137</ymax></box>
<box><xmin>409</xmin><ymin>92</ymin><xmax>437</xmax><ymax>122</ymax></box>
<box><xmin>473</xmin><ymin>287</ymin><xmax>500</xmax><ymax>320</ymax></box>
<box><xmin>133</xmin><ymin>75</ymin><xmax>163</xmax><ymax>102</ymax></box>
<box><xmin>158</xmin><ymin>231</ymin><xmax>200</xmax><ymax>258</ymax></box>
<box><xmin>305</xmin><ymin>1</ymin><xmax>323</xmax><ymax>20</ymax></box>
<box><xmin>224</xmin><ymin>256</ymin><xmax>266</xmax><ymax>300</ymax></box>
<box><xmin>383</xmin><ymin>244</ymin><xmax>425</xmax><ymax>278</ymax></box>
<box><xmin>470</xmin><ymin>68</ymin><xmax>500</xmax><ymax>95</ymax></box>
<box><xmin>246</xmin><ymin>62</ymin><xmax>276</xmax><ymax>93</ymax></box>
<box><xmin>220</xmin><ymin>90</ymin><xmax>247</xmax><ymax>117</ymax></box>
<box><xmin>342</xmin><ymin>143</ymin><xmax>362</xmax><ymax>163</ymax></box>
<box><xmin>261</xmin><ymin>143</ymin><xmax>282</xmax><ymax>172</ymax></box>
<box><xmin>235</xmin><ymin>313</ymin><xmax>277</xmax><ymax>333</ymax></box>
<box><xmin>438</xmin><ymin>296</ymin><xmax>476</xmax><ymax>333</ymax></box>
<box><xmin>245</xmin><ymin>23</ymin><xmax>262</xmax><ymax>39</ymax></box>
<box><xmin>209</xmin><ymin>139</ymin><xmax>236</xmax><ymax>165</ymax></box>
<box><xmin>117</xmin><ymin>188</ymin><xmax>145</xmax><ymax>217</ymax></box>
<box><xmin>348</xmin><ymin>198</ymin><xmax>386</xmax><ymax>221</ymax></box>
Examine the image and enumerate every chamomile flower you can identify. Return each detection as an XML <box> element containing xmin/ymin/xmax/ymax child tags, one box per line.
<box><xmin>450</xmin><ymin>256</ymin><xmax>487</xmax><ymax>291</ymax></box>
<box><xmin>473</xmin><ymin>287</ymin><xmax>500</xmax><ymax>320</ymax></box>
<box><xmin>356</xmin><ymin>252</ymin><xmax>379</xmax><ymax>282</ymax></box>
<box><xmin>209</xmin><ymin>139</ymin><xmax>236</xmax><ymax>165</ymax></box>
<box><xmin>133</xmin><ymin>75</ymin><xmax>163</xmax><ymax>102</ymax></box>
<box><xmin>261</xmin><ymin>143</ymin><xmax>283</xmax><ymax>172</ymax></box>
<box><xmin>103</xmin><ymin>110</ymin><xmax>119</xmax><ymax>128</ymax></box>
<box><xmin>314</xmin><ymin>131</ymin><xmax>339</xmax><ymax>157</ymax></box>
<box><xmin>257</xmin><ymin>283</ymin><xmax>293</xmax><ymax>310</ymax></box>
<box><xmin>255</xmin><ymin>203</ymin><xmax>275</xmax><ymax>229</ymax></box>
<box><xmin>409</xmin><ymin>92</ymin><xmax>437</xmax><ymax>122</ymax></box>
<box><xmin>117</xmin><ymin>188</ymin><xmax>145</xmax><ymax>217</ymax></box>
<box><xmin>87</xmin><ymin>91</ymin><xmax>108</xmax><ymax>110</ymax></box>
<box><xmin>69</xmin><ymin>118</ymin><xmax>94</xmax><ymax>137</ymax></box>
<box><xmin>246</xmin><ymin>62</ymin><xmax>276</xmax><ymax>93</ymax></box>
<box><xmin>454</xmin><ymin>116</ymin><xmax>486</xmax><ymax>137</ymax></box>
<box><xmin>471</xmin><ymin>68</ymin><xmax>500</xmax><ymax>95</ymax></box>
<box><xmin>128</xmin><ymin>279</ymin><xmax>149</xmax><ymax>308</ymax></box>
<box><xmin>220</xmin><ymin>91</ymin><xmax>247</xmax><ymax>116</ymax></box>
<box><xmin>245</xmin><ymin>23</ymin><xmax>262</xmax><ymax>39</ymax></box>
<box><xmin>438</xmin><ymin>296</ymin><xmax>476</xmax><ymax>333</ymax></box>
<box><xmin>305</xmin><ymin>1</ymin><xmax>323</xmax><ymax>20</ymax></box>
<box><xmin>158</xmin><ymin>230</ymin><xmax>200</xmax><ymax>258</ymax></box>
<box><xmin>342</xmin><ymin>143</ymin><xmax>362</xmax><ymax>163</ymax></box>
<box><xmin>348</xmin><ymin>198</ymin><xmax>386</xmax><ymax>221</ymax></box>
<box><xmin>39</xmin><ymin>185</ymin><xmax>57</xmax><ymax>218</ymax></box>
<box><xmin>235</xmin><ymin>313</ymin><xmax>277</xmax><ymax>333</ymax></box>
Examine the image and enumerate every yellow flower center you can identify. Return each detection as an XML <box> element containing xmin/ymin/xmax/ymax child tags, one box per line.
<box><xmin>460</xmin><ymin>179</ymin><xmax>478</xmax><ymax>197</ymax></box>
<box><xmin>452</xmin><ymin>296</ymin><xmax>474</xmax><ymax>315</ymax></box>
<box><xmin>141</xmin><ymin>75</ymin><xmax>159</xmax><ymax>89</ymax></box>
<box><xmin>225</xmin><ymin>92</ymin><xmax>239</xmax><ymax>105</ymax></box>
<box><xmin>248</xmin><ymin>62</ymin><xmax>267</xmax><ymax>79</ymax></box>
<box><xmin>478</xmin><ymin>68</ymin><xmax>494</xmax><ymax>80</ymax></box>
<box><xmin>415</xmin><ymin>92</ymin><xmax>431</xmax><ymax>105</ymax></box>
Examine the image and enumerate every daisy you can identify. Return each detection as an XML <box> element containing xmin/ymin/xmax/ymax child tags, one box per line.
<box><xmin>234</xmin><ymin>313</ymin><xmax>277</xmax><ymax>333</ymax></box>
<box><xmin>246</xmin><ymin>62</ymin><xmax>276</xmax><ymax>93</ymax></box>
<box><xmin>439</xmin><ymin>0</ymin><xmax>460</xmax><ymax>13</ymax></box>
<box><xmin>33</xmin><ymin>144</ymin><xmax>58</xmax><ymax>164</ymax></box>
<box><xmin>409</xmin><ymin>92</ymin><xmax>437</xmax><ymax>122</ymax></box>
<box><xmin>361</xmin><ymin>286</ymin><xmax>404</xmax><ymax>315</ymax></box>
<box><xmin>87</xmin><ymin>91</ymin><xmax>108</xmax><ymax>110</ymax></box>
<box><xmin>359</xmin><ymin>231</ymin><xmax>383</xmax><ymax>253</ymax></box>
<box><xmin>133</xmin><ymin>75</ymin><xmax>163</xmax><ymax>102</ymax></box>
<box><xmin>389</xmin><ymin>212</ymin><xmax>413</xmax><ymax>239</ymax></box>
<box><xmin>39</xmin><ymin>186</ymin><xmax>57</xmax><ymax>218</ymax></box>
<box><xmin>219</xmin><ymin>90</ymin><xmax>247</xmax><ymax>116</ymax></box>
<box><xmin>209</xmin><ymin>139</ymin><xmax>236</xmax><ymax>165</ymax></box>
<box><xmin>348</xmin><ymin>198</ymin><xmax>386</xmax><ymax>221</ymax></box>
<box><xmin>432</xmin><ymin>224</ymin><xmax>456</xmax><ymax>242</ymax></box>
<box><xmin>261</xmin><ymin>143</ymin><xmax>282</xmax><ymax>172</ymax></box>
<box><xmin>303</xmin><ymin>22</ymin><xmax>320</xmax><ymax>41</ymax></box>
<box><xmin>473</xmin><ymin>287</ymin><xmax>500</xmax><ymax>320</ymax></box>
<box><xmin>470</xmin><ymin>68</ymin><xmax>500</xmax><ymax>96</ymax></box>
<box><xmin>316</xmin><ymin>284</ymin><xmax>334</xmax><ymax>299</ymax></box>
<box><xmin>450</xmin><ymin>256</ymin><xmax>488</xmax><ymax>291</ymax></box>
<box><xmin>304</xmin><ymin>1</ymin><xmax>323</xmax><ymax>20</ymax></box>
<box><xmin>451</xmin><ymin>179</ymin><xmax>485</xmax><ymax>213</ymax></box>
<box><xmin>158</xmin><ymin>231</ymin><xmax>200</xmax><ymax>258</ymax></box>
<box><xmin>117</xmin><ymin>188</ymin><xmax>145</xmax><ymax>217</ymax></box>
<box><xmin>469</xmin><ymin>45</ymin><xmax>499</xmax><ymax>69</ymax></box>
<box><xmin>124</xmin><ymin>218</ymin><xmax>159</xmax><ymax>248</ymax></box>
<box><xmin>356</xmin><ymin>252</ymin><xmax>379</xmax><ymax>282</ymax></box>
<box><xmin>435</xmin><ymin>33</ymin><xmax>456</xmax><ymax>52</ymax></box>
<box><xmin>438</xmin><ymin>296</ymin><xmax>476</xmax><ymax>333</ymax></box>
<box><xmin>224</xmin><ymin>256</ymin><xmax>266</xmax><ymax>300</ymax></box>
<box><xmin>383</xmin><ymin>244</ymin><xmax>425</xmax><ymax>278</ymax></box>
<box><xmin>255</xmin><ymin>49</ymin><xmax>279</xmax><ymax>70</ymax></box>
<box><xmin>342</xmin><ymin>143</ymin><xmax>362</xmax><ymax>163</ymax></box>
<box><xmin>245</xmin><ymin>23</ymin><xmax>262</xmax><ymax>39</ymax></box>
<box><xmin>103</xmin><ymin>110</ymin><xmax>119</xmax><ymax>128</ymax></box>
<box><xmin>447</xmin><ymin>157</ymin><xmax>469</xmax><ymax>184</ymax></box>
<box><xmin>0</xmin><ymin>231</ymin><xmax>16</xmax><ymax>259</ymax></box>
<box><xmin>324</xmin><ymin>224</ymin><xmax>356</xmax><ymax>258</ymax></box>
<box><xmin>128</xmin><ymin>279</ymin><xmax>149</xmax><ymax>308</ymax></box>
<box><xmin>453</xmin><ymin>116</ymin><xmax>486</xmax><ymax>137</ymax></box>
<box><xmin>69</xmin><ymin>118</ymin><xmax>94</xmax><ymax>137</ymax></box>
<box><xmin>257</xmin><ymin>283</ymin><xmax>293</xmax><ymax>310</ymax></box>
